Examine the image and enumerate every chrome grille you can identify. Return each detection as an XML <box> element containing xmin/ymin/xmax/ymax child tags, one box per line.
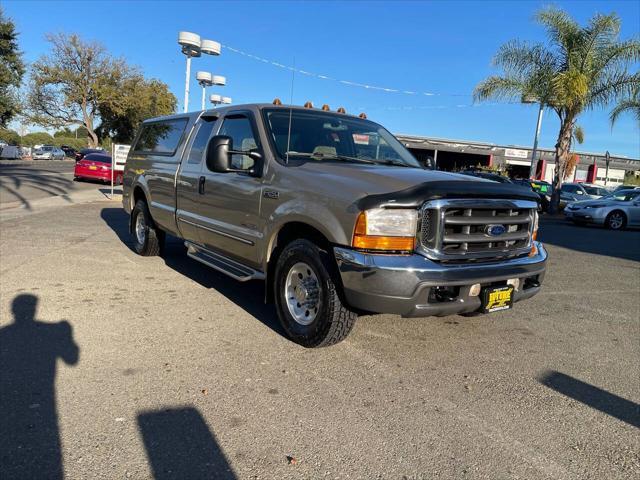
<box><xmin>419</xmin><ymin>199</ymin><xmax>537</xmax><ymax>261</ymax></box>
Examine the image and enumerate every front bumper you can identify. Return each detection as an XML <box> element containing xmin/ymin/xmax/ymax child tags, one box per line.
<box><xmin>334</xmin><ymin>243</ymin><xmax>547</xmax><ymax>317</ymax></box>
<box><xmin>564</xmin><ymin>208</ymin><xmax>606</xmax><ymax>224</ymax></box>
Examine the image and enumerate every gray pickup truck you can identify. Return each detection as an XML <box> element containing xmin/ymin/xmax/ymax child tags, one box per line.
<box><xmin>123</xmin><ymin>102</ymin><xmax>546</xmax><ymax>347</ymax></box>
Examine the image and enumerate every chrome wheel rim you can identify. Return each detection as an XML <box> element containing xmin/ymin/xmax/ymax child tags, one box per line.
<box><xmin>610</xmin><ymin>213</ymin><xmax>623</xmax><ymax>229</ymax></box>
<box><xmin>135</xmin><ymin>212</ymin><xmax>146</xmax><ymax>244</ymax></box>
<box><xmin>285</xmin><ymin>262</ymin><xmax>321</xmax><ymax>325</ymax></box>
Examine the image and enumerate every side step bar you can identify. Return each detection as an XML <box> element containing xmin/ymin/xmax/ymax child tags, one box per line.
<box><xmin>185</xmin><ymin>241</ymin><xmax>265</xmax><ymax>282</ymax></box>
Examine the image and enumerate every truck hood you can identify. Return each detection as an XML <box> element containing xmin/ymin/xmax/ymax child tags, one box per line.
<box><xmin>297</xmin><ymin>162</ymin><xmax>485</xmax><ymax>195</ymax></box>
<box><xmin>295</xmin><ymin>163</ymin><xmax>539</xmax><ymax>206</ymax></box>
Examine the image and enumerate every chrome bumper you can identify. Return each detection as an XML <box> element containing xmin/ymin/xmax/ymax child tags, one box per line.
<box><xmin>334</xmin><ymin>242</ymin><xmax>547</xmax><ymax>317</ymax></box>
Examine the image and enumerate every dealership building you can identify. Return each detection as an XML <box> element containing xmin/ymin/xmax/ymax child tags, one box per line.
<box><xmin>396</xmin><ymin>134</ymin><xmax>640</xmax><ymax>186</ymax></box>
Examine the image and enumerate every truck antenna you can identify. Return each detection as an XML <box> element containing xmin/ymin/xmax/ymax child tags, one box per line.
<box><xmin>285</xmin><ymin>57</ymin><xmax>295</xmax><ymax>165</ymax></box>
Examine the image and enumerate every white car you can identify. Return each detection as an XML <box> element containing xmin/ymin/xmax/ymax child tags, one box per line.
<box><xmin>564</xmin><ymin>189</ymin><xmax>640</xmax><ymax>230</ymax></box>
<box><xmin>32</xmin><ymin>145</ymin><xmax>65</xmax><ymax>160</ymax></box>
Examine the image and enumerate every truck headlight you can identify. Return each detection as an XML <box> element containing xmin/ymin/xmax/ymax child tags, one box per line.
<box><xmin>532</xmin><ymin>210</ymin><xmax>539</xmax><ymax>241</ymax></box>
<box><xmin>352</xmin><ymin>208</ymin><xmax>417</xmax><ymax>252</ymax></box>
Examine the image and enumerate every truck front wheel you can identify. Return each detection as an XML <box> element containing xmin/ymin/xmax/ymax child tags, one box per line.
<box><xmin>131</xmin><ymin>199</ymin><xmax>164</xmax><ymax>256</ymax></box>
<box><xmin>274</xmin><ymin>239</ymin><xmax>357</xmax><ymax>347</ymax></box>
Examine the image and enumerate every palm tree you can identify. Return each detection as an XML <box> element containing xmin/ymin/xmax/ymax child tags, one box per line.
<box><xmin>474</xmin><ymin>8</ymin><xmax>640</xmax><ymax>212</ymax></box>
<box><xmin>610</xmin><ymin>87</ymin><xmax>640</xmax><ymax>126</ymax></box>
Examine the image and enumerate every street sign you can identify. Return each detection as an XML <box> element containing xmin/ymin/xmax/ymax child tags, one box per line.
<box><xmin>113</xmin><ymin>144</ymin><xmax>130</xmax><ymax>172</ymax></box>
<box><xmin>111</xmin><ymin>143</ymin><xmax>131</xmax><ymax>198</ymax></box>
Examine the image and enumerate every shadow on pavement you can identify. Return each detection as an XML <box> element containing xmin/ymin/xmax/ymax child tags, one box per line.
<box><xmin>0</xmin><ymin>294</ymin><xmax>80</xmax><ymax>479</ymax></box>
<box><xmin>99</xmin><ymin>207</ymin><xmax>285</xmax><ymax>339</ymax></box>
<box><xmin>538</xmin><ymin>216</ymin><xmax>640</xmax><ymax>262</ymax></box>
<box><xmin>539</xmin><ymin>370</ymin><xmax>639</xmax><ymax>428</ymax></box>
<box><xmin>0</xmin><ymin>166</ymin><xmax>74</xmax><ymax>210</ymax></box>
<box><xmin>137</xmin><ymin>407</ymin><xmax>236</xmax><ymax>480</ymax></box>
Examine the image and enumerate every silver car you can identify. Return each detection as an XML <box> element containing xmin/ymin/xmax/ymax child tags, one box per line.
<box><xmin>32</xmin><ymin>145</ymin><xmax>65</xmax><ymax>160</ymax></box>
<box><xmin>564</xmin><ymin>189</ymin><xmax>640</xmax><ymax>230</ymax></box>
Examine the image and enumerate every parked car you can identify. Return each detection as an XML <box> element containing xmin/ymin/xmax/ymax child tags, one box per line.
<box><xmin>560</xmin><ymin>182</ymin><xmax>609</xmax><ymax>202</ymax></box>
<box><xmin>612</xmin><ymin>184</ymin><xmax>640</xmax><ymax>193</ymax></box>
<box><xmin>459</xmin><ymin>170</ymin><xmax>513</xmax><ymax>183</ymax></box>
<box><xmin>0</xmin><ymin>145</ymin><xmax>23</xmax><ymax>159</ymax></box>
<box><xmin>60</xmin><ymin>145</ymin><xmax>77</xmax><ymax>158</ymax></box>
<box><xmin>75</xmin><ymin>148</ymin><xmax>105</xmax><ymax>162</ymax></box>
<box><xmin>33</xmin><ymin>145</ymin><xmax>65</xmax><ymax>160</ymax></box>
<box><xmin>74</xmin><ymin>153</ymin><xmax>122</xmax><ymax>184</ymax></box>
<box><xmin>564</xmin><ymin>189</ymin><xmax>640</xmax><ymax>229</ymax></box>
<box><xmin>122</xmin><ymin>103</ymin><xmax>547</xmax><ymax>347</ymax></box>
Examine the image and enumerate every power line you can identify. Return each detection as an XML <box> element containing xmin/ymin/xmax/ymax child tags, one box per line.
<box><xmin>222</xmin><ymin>44</ymin><xmax>475</xmax><ymax>98</ymax></box>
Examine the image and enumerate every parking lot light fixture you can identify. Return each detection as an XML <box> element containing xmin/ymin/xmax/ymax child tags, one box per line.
<box><xmin>178</xmin><ymin>34</ymin><xmax>221</xmax><ymax>113</ymax></box>
<box><xmin>178</xmin><ymin>32</ymin><xmax>202</xmax><ymax>113</ymax></box>
<box><xmin>200</xmin><ymin>39</ymin><xmax>221</xmax><ymax>56</ymax></box>
<box><xmin>222</xmin><ymin>96</ymin><xmax>232</xmax><ymax>105</ymax></box>
<box><xmin>196</xmin><ymin>71</ymin><xmax>213</xmax><ymax>111</ymax></box>
<box><xmin>210</xmin><ymin>94</ymin><xmax>223</xmax><ymax>107</ymax></box>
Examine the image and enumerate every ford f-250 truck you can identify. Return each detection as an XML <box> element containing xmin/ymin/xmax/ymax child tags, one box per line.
<box><xmin>123</xmin><ymin>102</ymin><xmax>547</xmax><ymax>347</ymax></box>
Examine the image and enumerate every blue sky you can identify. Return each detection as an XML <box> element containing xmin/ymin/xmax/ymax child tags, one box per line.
<box><xmin>5</xmin><ymin>0</ymin><xmax>640</xmax><ymax>158</ymax></box>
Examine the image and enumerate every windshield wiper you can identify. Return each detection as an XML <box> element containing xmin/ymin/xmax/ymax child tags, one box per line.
<box><xmin>377</xmin><ymin>159</ymin><xmax>415</xmax><ymax>168</ymax></box>
<box><xmin>285</xmin><ymin>151</ymin><xmax>376</xmax><ymax>164</ymax></box>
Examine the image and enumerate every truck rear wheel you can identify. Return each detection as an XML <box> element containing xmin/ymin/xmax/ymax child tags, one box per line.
<box><xmin>131</xmin><ymin>199</ymin><xmax>164</xmax><ymax>256</ymax></box>
<box><xmin>274</xmin><ymin>239</ymin><xmax>357</xmax><ymax>347</ymax></box>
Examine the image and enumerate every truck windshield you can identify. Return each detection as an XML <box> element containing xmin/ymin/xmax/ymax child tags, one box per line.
<box><xmin>263</xmin><ymin>108</ymin><xmax>421</xmax><ymax>168</ymax></box>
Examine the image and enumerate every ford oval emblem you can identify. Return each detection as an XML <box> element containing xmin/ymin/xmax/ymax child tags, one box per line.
<box><xmin>485</xmin><ymin>224</ymin><xmax>506</xmax><ymax>236</ymax></box>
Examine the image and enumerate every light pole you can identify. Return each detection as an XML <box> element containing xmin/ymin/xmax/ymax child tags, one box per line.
<box><xmin>605</xmin><ymin>150</ymin><xmax>610</xmax><ymax>186</ymax></box>
<box><xmin>523</xmin><ymin>95</ymin><xmax>544</xmax><ymax>179</ymax></box>
<box><xmin>197</xmin><ymin>73</ymin><xmax>226</xmax><ymax>110</ymax></box>
<box><xmin>210</xmin><ymin>94</ymin><xmax>232</xmax><ymax>107</ymax></box>
<box><xmin>178</xmin><ymin>32</ymin><xmax>221</xmax><ymax>113</ymax></box>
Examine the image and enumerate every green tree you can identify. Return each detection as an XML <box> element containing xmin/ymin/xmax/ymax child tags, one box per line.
<box><xmin>0</xmin><ymin>127</ymin><xmax>20</xmax><ymax>145</ymax></box>
<box><xmin>53</xmin><ymin>127</ymin><xmax>73</xmax><ymax>138</ymax></box>
<box><xmin>610</xmin><ymin>86</ymin><xmax>640</xmax><ymax>126</ymax></box>
<box><xmin>97</xmin><ymin>77</ymin><xmax>176</xmax><ymax>143</ymax></box>
<box><xmin>27</xmin><ymin>33</ymin><xmax>135</xmax><ymax>148</ymax></box>
<box><xmin>474</xmin><ymin>8</ymin><xmax>640</xmax><ymax>212</ymax></box>
<box><xmin>0</xmin><ymin>8</ymin><xmax>25</xmax><ymax>127</ymax></box>
<box><xmin>20</xmin><ymin>131</ymin><xmax>54</xmax><ymax>147</ymax></box>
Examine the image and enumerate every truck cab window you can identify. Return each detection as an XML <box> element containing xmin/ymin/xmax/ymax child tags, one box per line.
<box><xmin>187</xmin><ymin>118</ymin><xmax>216</xmax><ymax>164</ymax></box>
<box><xmin>219</xmin><ymin>116</ymin><xmax>257</xmax><ymax>170</ymax></box>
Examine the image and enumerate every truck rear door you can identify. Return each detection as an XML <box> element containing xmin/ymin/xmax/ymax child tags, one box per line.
<box><xmin>176</xmin><ymin>115</ymin><xmax>219</xmax><ymax>243</ymax></box>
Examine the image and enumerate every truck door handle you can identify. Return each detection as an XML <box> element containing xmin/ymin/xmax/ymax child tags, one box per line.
<box><xmin>198</xmin><ymin>176</ymin><xmax>205</xmax><ymax>194</ymax></box>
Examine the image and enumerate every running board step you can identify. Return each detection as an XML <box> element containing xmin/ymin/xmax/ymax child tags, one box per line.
<box><xmin>185</xmin><ymin>242</ymin><xmax>265</xmax><ymax>282</ymax></box>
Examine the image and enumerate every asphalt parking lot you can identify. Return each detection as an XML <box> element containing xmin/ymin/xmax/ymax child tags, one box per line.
<box><xmin>1</xmin><ymin>164</ymin><xmax>639</xmax><ymax>479</ymax></box>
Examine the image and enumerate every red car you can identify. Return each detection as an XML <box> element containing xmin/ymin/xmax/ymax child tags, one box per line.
<box><xmin>74</xmin><ymin>153</ymin><xmax>122</xmax><ymax>184</ymax></box>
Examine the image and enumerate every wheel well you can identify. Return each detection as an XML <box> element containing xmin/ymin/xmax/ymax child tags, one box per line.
<box><xmin>265</xmin><ymin>222</ymin><xmax>331</xmax><ymax>303</ymax></box>
<box><xmin>133</xmin><ymin>186</ymin><xmax>146</xmax><ymax>208</ymax></box>
<box><xmin>130</xmin><ymin>186</ymin><xmax>147</xmax><ymax>233</ymax></box>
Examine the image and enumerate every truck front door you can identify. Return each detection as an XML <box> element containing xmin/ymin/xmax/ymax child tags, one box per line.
<box><xmin>195</xmin><ymin>111</ymin><xmax>264</xmax><ymax>268</ymax></box>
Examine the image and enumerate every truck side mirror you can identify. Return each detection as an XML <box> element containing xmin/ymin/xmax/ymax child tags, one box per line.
<box><xmin>206</xmin><ymin>135</ymin><xmax>233</xmax><ymax>173</ymax></box>
<box><xmin>205</xmin><ymin>135</ymin><xmax>261</xmax><ymax>174</ymax></box>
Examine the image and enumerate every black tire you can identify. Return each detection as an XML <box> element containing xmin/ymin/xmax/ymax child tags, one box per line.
<box><xmin>131</xmin><ymin>199</ymin><xmax>164</xmax><ymax>256</ymax></box>
<box><xmin>605</xmin><ymin>210</ymin><xmax>627</xmax><ymax>230</ymax></box>
<box><xmin>274</xmin><ymin>239</ymin><xmax>357</xmax><ymax>347</ymax></box>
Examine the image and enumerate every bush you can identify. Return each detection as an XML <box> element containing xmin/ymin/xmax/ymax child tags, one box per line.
<box><xmin>52</xmin><ymin>137</ymin><xmax>87</xmax><ymax>151</ymax></box>
<box><xmin>623</xmin><ymin>171</ymin><xmax>640</xmax><ymax>186</ymax></box>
